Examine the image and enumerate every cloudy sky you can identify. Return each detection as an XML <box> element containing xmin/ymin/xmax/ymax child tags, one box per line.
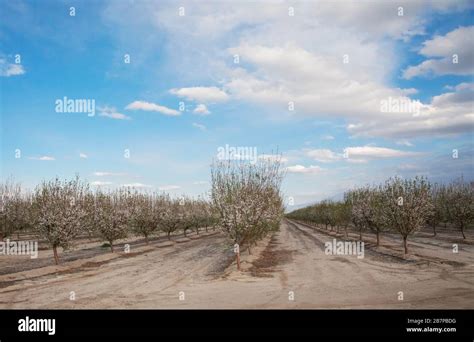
<box><xmin>1</xmin><ymin>0</ymin><xmax>473</xmax><ymax>206</ymax></box>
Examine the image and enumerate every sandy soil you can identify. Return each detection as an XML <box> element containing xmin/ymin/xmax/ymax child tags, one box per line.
<box><xmin>0</xmin><ymin>221</ymin><xmax>473</xmax><ymax>309</ymax></box>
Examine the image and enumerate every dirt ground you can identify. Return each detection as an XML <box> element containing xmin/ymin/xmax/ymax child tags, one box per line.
<box><xmin>0</xmin><ymin>221</ymin><xmax>473</xmax><ymax>309</ymax></box>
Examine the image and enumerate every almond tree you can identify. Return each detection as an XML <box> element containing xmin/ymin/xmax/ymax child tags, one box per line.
<box><xmin>211</xmin><ymin>158</ymin><xmax>284</xmax><ymax>269</ymax></box>
<box><xmin>33</xmin><ymin>177</ymin><xmax>88</xmax><ymax>264</ymax></box>
<box><xmin>82</xmin><ymin>191</ymin><xmax>98</xmax><ymax>239</ymax></box>
<box><xmin>0</xmin><ymin>183</ymin><xmax>11</xmax><ymax>241</ymax></box>
<box><xmin>383</xmin><ymin>176</ymin><xmax>433</xmax><ymax>254</ymax></box>
<box><xmin>352</xmin><ymin>185</ymin><xmax>388</xmax><ymax>246</ymax></box>
<box><xmin>198</xmin><ymin>200</ymin><xmax>212</xmax><ymax>232</ymax></box>
<box><xmin>346</xmin><ymin>189</ymin><xmax>368</xmax><ymax>241</ymax></box>
<box><xmin>0</xmin><ymin>180</ymin><xmax>33</xmax><ymax>241</ymax></box>
<box><xmin>190</xmin><ymin>198</ymin><xmax>211</xmax><ymax>235</ymax></box>
<box><xmin>179</xmin><ymin>197</ymin><xmax>195</xmax><ymax>237</ymax></box>
<box><xmin>159</xmin><ymin>196</ymin><xmax>183</xmax><ymax>240</ymax></box>
<box><xmin>319</xmin><ymin>200</ymin><xmax>333</xmax><ymax>230</ymax></box>
<box><xmin>427</xmin><ymin>184</ymin><xmax>444</xmax><ymax>237</ymax></box>
<box><xmin>129</xmin><ymin>192</ymin><xmax>164</xmax><ymax>244</ymax></box>
<box><xmin>308</xmin><ymin>205</ymin><xmax>320</xmax><ymax>226</ymax></box>
<box><xmin>93</xmin><ymin>189</ymin><xmax>130</xmax><ymax>252</ymax></box>
<box><xmin>247</xmin><ymin>186</ymin><xmax>283</xmax><ymax>249</ymax></box>
<box><xmin>436</xmin><ymin>184</ymin><xmax>453</xmax><ymax>228</ymax></box>
<box><xmin>203</xmin><ymin>202</ymin><xmax>220</xmax><ymax>232</ymax></box>
<box><xmin>336</xmin><ymin>197</ymin><xmax>352</xmax><ymax>238</ymax></box>
<box><xmin>447</xmin><ymin>178</ymin><xmax>473</xmax><ymax>239</ymax></box>
<box><xmin>325</xmin><ymin>200</ymin><xmax>338</xmax><ymax>231</ymax></box>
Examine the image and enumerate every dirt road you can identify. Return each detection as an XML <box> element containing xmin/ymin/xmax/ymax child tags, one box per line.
<box><xmin>1</xmin><ymin>220</ymin><xmax>473</xmax><ymax>308</ymax></box>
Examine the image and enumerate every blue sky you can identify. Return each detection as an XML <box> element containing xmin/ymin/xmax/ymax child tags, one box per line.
<box><xmin>1</xmin><ymin>0</ymin><xmax>473</xmax><ymax>206</ymax></box>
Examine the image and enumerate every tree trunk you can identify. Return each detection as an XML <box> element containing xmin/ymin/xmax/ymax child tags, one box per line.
<box><xmin>376</xmin><ymin>231</ymin><xmax>380</xmax><ymax>246</ymax></box>
<box><xmin>344</xmin><ymin>226</ymin><xmax>348</xmax><ymax>238</ymax></box>
<box><xmin>196</xmin><ymin>227</ymin><xmax>200</xmax><ymax>235</ymax></box>
<box><xmin>403</xmin><ymin>236</ymin><xmax>408</xmax><ymax>254</ymax></box>
<box><xmin>432</xmin><ymin>224</ymin><xmax>437</xmax><ymax>237</ymax></box>
<box><xmin>184</xmin><ymin>229</ymin><xmax>187</xmax><ymax>237</ymax></box>
<box><xmin>167</xmin><ymin>231</ymin><xmax>171</xmax><ymax>241</ymax></box>
<box><xmin>359</xmin><ymin>228</ymin><xmax>362</xmax><ymax>241</ymax></box>
<box><xmin>109</xmin><ymin>241</ymin><xmax>114</xmax><ymax>253</ymax></box>
<box><xmin>145</xmin><ymin>234</ymin><xmax>149</xmax><ymax>245</ymax></box>
<box><xmin>236</xmin><ymin>250</ymin><xmax>241</xmax><ymax>271</ymax></box>
<box><xmin>248</xmin><ymin>246</ymin><xmax>252</xmax><ymax>255</ymax></box>
<box><xmin>205</xmin><ymin>226</ymin><xmax>208</xmax><ymax>232</ymax></box>
<box><xmin>461</xmin><ymin>224</ymin><xmax>466</xmax><ymax>239</ymax></box>
<box><xmin>53</xmin><ymin>245</ymin><xmax>59</xmax><ymax>265</ymax></box>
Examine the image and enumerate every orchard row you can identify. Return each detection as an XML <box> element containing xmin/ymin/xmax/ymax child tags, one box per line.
<box><xmin>286</xmin><ymin>176</ymin><xmax>473</xmax><ymax>253</ymax></box>
<box><xmin>1</xmin><ymin>159</ymin><xmax>285</xmax><ymax>267</ymax></box>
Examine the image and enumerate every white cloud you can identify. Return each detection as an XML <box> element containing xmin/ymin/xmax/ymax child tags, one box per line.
<box><xmin>286</xmin><ymin>164</ymin><xmax>323</xmax><ymax>174</ymax></box>
<box><xmin>93</xmin><ymin>171</ymin><xmax>126</xmax><ymax>177</ymax></box>
<box><xmin>258</xmin><ymin>154</ymin><xmax>289</xmax><ymax>163</ymax></box>
<box><xmin>193</xmin><ymin>104</ymin><xmax>210</xmax><ymax>115</ymax></box>
<box><xmin>431</xmin><ymin>82</ymin><xmax>474</xmax><ymax>107</ymax></box>
<box><xmin>192</xmin><ymin>122</ymin><xmax>206</xmax><ymax>131</ymax></box>
<box><xmin>29</xmin><ymin>156</ymin><xmax>55</xmax><ymax>161</ymax></box>
<box><xmin>79</xmin><ymin>152</ymin><xmax>88</xmax><ymax>159</ymax></box>
<box><xmin>299</xmin><ymin>146</ymin><xmax>421</xmax><ymax>164</ymax></box>
<box><xmin>224</xmin><ymin>44</ymin><xmax>415</xmax><ymax>122</ymax></box>
<box><xmin>344</xmin><ymin>146</ymin><xmax>424</xmax><ymax>162</ymax></box>
<box><xmin>125</xmin><ymin>101</ymin><xmax>180</xmax><ymax>116</ymax></box>
<box><xmin>98</xmin><ymin>106</ymin><xmax>131</xmax><ymax>120</ymax></box>
<box><xmin>193</xmin><ymin>181</ymin><xmax>208</xmax><ymax>185</ymax></box>
<box><xmin>348</xmin><ymin>82</ymin><xmax>474</xmax><ymax>138</ymax></box>
<box><xmin>403</xmin><ymin>26</ymin><xmax>474</xmax><ymax>79</ymax></box>
<box><xmin>306</xmin><ymin>149</ymin><xmax>341</xmax><ymax>163</ymax></box>
<box><xmin>147</xmin><ymin>1</ymin><xmax>435</xmax><ymax>43</ymax></box>
<box><xmin>0</xmin><ymin>59</ymin><xmax>25</xmax><ymax>77</ymax></box>
<box><xmin>396</xmin><ymin>139</ymin><xmax>414</xmax><ymax>147</ymax></box>
<box><xmin>102</xmin><ymin>1</ymin><xmax>473</xmax><ymax>139</ymax></box>
<box><xmin>223</xmin><ymin>34</ymin><xmax>472</xmax><ymax>139</ymax></box>
<box><xmin>159</xmin><ymin>185</ymin><xmax>181</xmax><ymax>191</ymax></box>
<box><xmin>91</xmin><ymin>181</ymin><xmax>113</xmax><ymax>186</ymax></box>
<box><xmin>397</xmin><ymin>163</ymin><xmax>421</xmax><ymax>171</ymax></box>
<box><xmin>321</xmin><ymin>135</ymin><xmax>335</xmax><ymax>141</ymax></box>
<box><xmin>170</xmin><ymin>87</ymin><xmax>229</xmax><ymax>103</ymax></box>
<box><xmin>312</xmin><ymin>1</ymin><xmax>428</xmax><ymax>42</ymax></box>
<box><xmin>346</xmin><ymin>158</ymin><xmax>369</xmax><ymax>164</ymax></box>
<box><xmin>122</xmin><ymin>182</ymin><xmax>150</xmax><ymax>188</ymax></box>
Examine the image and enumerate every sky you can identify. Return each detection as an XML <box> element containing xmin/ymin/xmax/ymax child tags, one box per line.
<box><xmin>0</xmin><ymin>0</ymin><xmax>473</xmax><ymax>208</ymax></box>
